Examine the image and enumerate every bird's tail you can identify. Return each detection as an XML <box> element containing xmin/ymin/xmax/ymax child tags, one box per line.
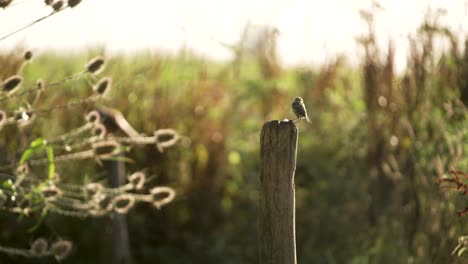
<box><xmin>306</xmin><ymin>116</ymin><xmax>311</xmax><ymax>124</ymax></box>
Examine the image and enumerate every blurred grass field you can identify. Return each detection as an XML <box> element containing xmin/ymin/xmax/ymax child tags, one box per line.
<box><xmin>1</xmin><ymin>13</ymin><xmax>468</xmax><ymax>263</ymax></box>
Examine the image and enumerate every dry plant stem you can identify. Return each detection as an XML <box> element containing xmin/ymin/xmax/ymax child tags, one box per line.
<box><xmin>57</xmin><ymin>182</ymin><xmax>129</xmax><ymax>195</ymax></box>
<box><xmin>47</xmin><ymin>136</ymin><xmax>102</xmax><ymax>153</ymax></box>
<box><xmin>1</xmin><ymin>95</ymin><xmax>99</xmax><ymax>127</ymax></box>
<box><xmin>46</xmin><ymin>200</ymin><xmax>109</xmax><ymax>218</ymax></box>
<box><xmin>28</xmin><ymin>141</ymin><xmax>122</xmax><ymax>165</ymax></box>
<box><xmin>58</xmin><ymin>188</ymin><xmax>87</xmax><ymax>199</ymax></box>
<box><xmin>46</xmin><ymin>71</ymin><xmax>86</xmax><ymax>87</ymax></box>
<box><xmin>31</xmin><ymin>89</ymin><xmax>43</xmax><ymax>106</ymax></box>
<box><xmin>0</xmin><ymin>245</ymin><xmax>31</xmax><ymax>257</ymax></box>
<box><xmin>0</xmin><ymin>71</ymin><xmax>87</xmax><ymax>102</ymax></box>
<box><xmin>32</xmin><ymin>93</ymin><xmax>99</xmax><ymax>114</ymax></box>
<box><xmin>0</xmin><ymin>206</ymin><xmax>25</xmax><ymax>215</ymax></box>
<box><xmin>111</xmin><ymin>129</ymin><xmax>179</xmax><ymax>150</ymax></box>
<box><xmin>98</xmin><ymin>184</ymin><xmax>134</xmax><ymax>193</ymax></box>
<box><xmin>112</xmin><ymin>136</ymin><xmax>158</xmax><ymax>145</ymax></box>
<box><xmin>28</xmin><ymin>149</ymin><xmax>94</xmax><ymax>165</ymax></box>
<box><xmin>13</xmin><ymin>173</ymin><xmax>26</xmax><ymax>188</ymax></box>
<box><xmin>47</xmin><ymin>122</ymin><xmax>94</xmax><ymax>144</ymax></box>
<box><xmin>0</xmin><ymin>8</ymin><xmax>65</xmax><ymax>41</ymax></box>
<box><xmin>45</xmin><ymin>204</ymin><xmax>90</xmax><ymax>218</ymax></box>
<box><xmin>52</xmin><ymin>196</ymin><xmax>94</xmax><ymax>210</ymax></box>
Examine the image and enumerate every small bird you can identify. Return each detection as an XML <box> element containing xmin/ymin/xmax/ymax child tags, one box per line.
<box><xmin>292</xmin><ymin>96</ymin><xmax>311</xmax><ymax>124</ymax></box>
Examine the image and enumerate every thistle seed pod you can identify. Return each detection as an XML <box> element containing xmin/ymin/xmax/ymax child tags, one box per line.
<box><xmin>93</xmin><ymin>141</ymin><xmax>121</xmax><ymax>159</ymax></box>
<box><xmin>36</xmin><ymin>79</ymin><xmax>45</xmax><ymax>91</ymax></box>
<box><xmin>94</xmin><ymin>193</ymin><xmax>112</xmax><ymax>210</ymax></box>
<box><xmin>41</xmin><ymin>185</ymin><xmax>63</xmax><ymax>199</ymax></box>
<box><xmin>24</xmin><ymin>50</ymin><xmax>33</xmax><ymax>61</ymax></box>
<box><xmin>85</xmin><ymin>110</ymin><xmax>101</xmax><ymax>124</ymax></box>
<box><xmin>30</xmin><ymin>238</ymin><xmax>48</xmax><ymax>257</ymax></box>
<box><xmin>50</xmin><ymin>240</ymin><xmax>72</xmax><ymax>261</ymax></box>
<box><xmin>16</xmin><ymin>164</ymin><xmax>29</xmax><ymax>175</ymax></box>
<box><xmin>86</xmin><ymin>56</ymin><xmax>105</xmax><ymax>74</ymax></box>
<box><xmin>0</xmin><ymin>0</ymin><xmax>13</xmax><ymax>9</ymax></box>
<box><xmin>67</xmin><ymin>0</ymin><xmax>81</xmax><ymax>8</ymax></box>
<box><xmin>52</xmin><ymin>0</ymin><xmax>64</xmax><ymax>11</ymax></box>
<box><xmin>112</xmin><ymin>194</ymin><xmax>135</xmax><ymax>214</ymax></box>
<box><xmin>93</xmin><ymin>77</ymin><xmax>111</xmax><ymax>96</ymax></box>
<box><xmin>2</xmin><ymin>75</ymin><xmax>23</xmax><ymax>93</ymax></box>
<box><xmin>154</xmin><ymin>129</ymin><xmax>179</xmax><ymax>151</ymax></box>
<box><xmin>92</xmin><ymin>123</ymin><xmax>107</xmax><ymax>139</ymax></box>
<box><xmin>128</xmin><ymin>172</ymin><xmax>146</xmax><ymax>190</ymax></box>
<box><xmin>150</xmin><ymin>186</ymin><xmax>176</xmax><ymax>209</ymax></box>
<box><xmin>85</xmin><ymin>183</ymin><xmax>103</xmax><ymax>197</ymax></box>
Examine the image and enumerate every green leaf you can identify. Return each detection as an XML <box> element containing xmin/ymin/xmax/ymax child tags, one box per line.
<box><xmin>1</xmin><ymin>179</ymin><xmax>13</xmax><ymax>190</ymax></box>
<box><xmin>20</xmin><ymin>138</ymin><xmax>46</xmax><ymax>164</ymax></box>
<box><xmin>458</xmin><ymin>247</ymin><xmax>467</xmax><ymax>257</ymax></box>
<box><xmin>46</xmin><ymin>146</ymin><xmax>55</xmax><ymax>180</ymax></box>
<box><xmin>27</xmin><ymin>208</ymin><xmax>48</xmax><ymax>233</ymax></box>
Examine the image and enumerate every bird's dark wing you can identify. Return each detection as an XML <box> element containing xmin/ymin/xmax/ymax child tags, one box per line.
<box><xmin>292</xmin><ymin>101</ymin><xmax>307</xmax><ymax>117</ymax></box>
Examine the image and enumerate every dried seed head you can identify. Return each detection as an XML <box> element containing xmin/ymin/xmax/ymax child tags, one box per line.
<box><xmin>92</xmin><ymin>123</ymin><xmax>107</xmax><ymax>139</ymax></box>
<box><xmin>128</xmin><ymin>172</ymin><xmax>146</xmax><ymax>190</ymax></box>
<box><xmin>41</xmin><ymin>185</ymin><xmax>63</xmax><ymax>199</ymax></box>
<box><xmin>52</xmin><ymin>0</ymin><xmax>64</xmax><ymax>11</ymax></box>
<box><xmin>30</xmin><ymin>238</ymin><xmax>48</xmax><ymax>256</ymax></box>
<box><xmin>36</xmin><ymin>79</ymin><xmax>44</xmax><ymax>91</ymax></box>
<box><xmin>24</xmin><ymin>51</ymin><xmax>33</xmax><ymax>61</ymax></box>
<box><xmin>86</xmin><ymin>56</ymin><xmax>105</xmax><ymax>74</ymax></box>
<box><xmin>85</xmin><ymin>183</ymin><xmax>103</xmax><ymax>196</ymax></box>
<box><xmin>154</xmin><ymin>129</ymin><xmax>179</xmax><ymax>151</ymax></box>
<box><xmin>0</xmin><ymin>0</ymin><xmax>13</xmax><ymax>9</ymax></box>
<box><xmin>44</xmin><ymin>0</ymin><xmax>53</xmax><ymax>5</ymax></box>
<box><xmin>86</xmin><ymin>183</ymin><xmax>105</xmax><ymax>204</ymax></box>
<box><xmin>112</xmin><ymin>194</ymin><xmax>135</xmax><ymax>214</ymax></box>
<box><xmin>93</xmin><ymin>141</ymin><xmax>121</xmax><ymax>159</ymax></box>
<box><xmin>93</xmin><ymin>77</ymin><xmax>111</xmax><ymax>96</ymax></box>
<box><xmin>16</xmin><ymin>164</ymin><xmax>29</xmax><ymax>175</ymax></box>
<box><xmin>93</xmin><ymin>193</ymin><xmax>112</xmax><ymax>210</ymax></box>
<box><xmin>67</xmin><ymin>0</ymin><xmax>81</xmax><ymax>8</ymax></box>
<box><xmin>2</xmin><ymin>75</ymin><xmax>23</xmax><ymax>93</ymax></box>
<box><xmin>150</xmin><ymin>186</ymin><xmax>176</xmax><ymax>209</ymax></box>
<box><xmin>85</xmin><ymin>110</ymin><xmax>101</xmax><ymax>124</ymax></box>
<box><xmin>50</xmin><ymin>240</ymin><xmax>73</xmax><ymax>261</ymax></box>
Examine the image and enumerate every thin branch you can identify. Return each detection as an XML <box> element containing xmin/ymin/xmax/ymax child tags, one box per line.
<box><xmin>0</xmin><ymin>72</ymin><xmax>87</xmax><ymax>102</ymax></box>
<box><xmin>0</xmin><ymin>8</ymin><xmax>64</xmax><ymax>42</ymax></box>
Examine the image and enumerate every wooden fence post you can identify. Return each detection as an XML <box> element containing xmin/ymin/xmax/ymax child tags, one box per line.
<box><xmin>97</xmin><ymin>106</ymin><xmax>133</xmax><ymax>264</ymax></box>
<box><xmin>104</xmin><ymin>159</ymin><xmax>132</xmax><ymax>264</ymax></box>
<box><xmin>259</xmin><ymin>120</ymin><xmax>298</xmax><ymax>264</ymax></box>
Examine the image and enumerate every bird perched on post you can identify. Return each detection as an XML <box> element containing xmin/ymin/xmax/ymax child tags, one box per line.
<box><xmin>292</xmin><ymin>96</ymin><xmax>311</xmax><ymax>124</ymax></box>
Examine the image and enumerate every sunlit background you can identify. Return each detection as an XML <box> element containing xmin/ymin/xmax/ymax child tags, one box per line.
<box><xmin>2</xmin><ymin>0</ymin><xmax>468</xmax><ymax>71</ymax></box>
